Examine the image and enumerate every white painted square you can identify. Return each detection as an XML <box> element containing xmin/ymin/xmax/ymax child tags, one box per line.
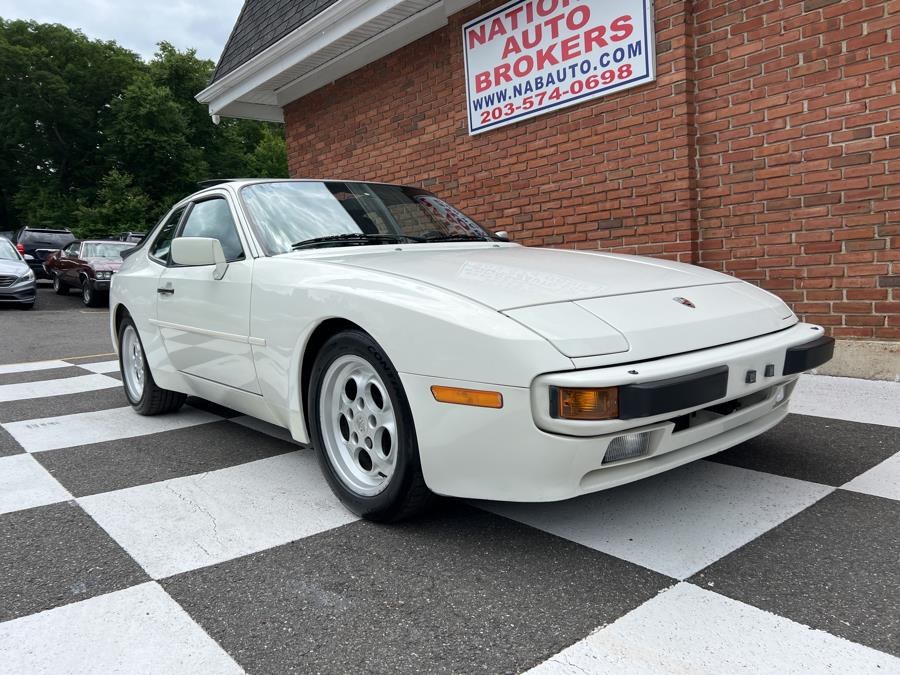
<box><xmin>0</xmin><ymin>374</ymin><xmax>120</xmax><ymax>403</ymax></box>
<box><xmin>79</xmin><ymin>451</ymin><xmax>358</xmax><ymax>578</ymax></box>
<box><xmin>75</xmin><ymin>359</ymin><xmax>121</xmax><ymax>374</ymax></box>
<box><xmin>229</xmin><ymin>415</ymin><xmax>299</xmax><ymax>444</ymax></box>
<box><xmin>0</xmin><ymin>582</ymin><xmax>242</xmax><ymax>674</ymax></box>
<box><xmin>791</xmin><ymin>374</ymin><xmax>900</xmax><ymax>427</ymax></box>
<box><xmin>527</xmin><ymin>583</ymin><xmax>900</xmax><ymax>674</ymax></box>
<box><xmin>0</xmin><ymin>359</ymin><xmax>70</xmax><ymax>375</ymax></box>
<box><xmin>478</xmin><ymin>461</ymin><xmax>832</xmax><ymax>579</ymax></box>
<box><xmin>2</xmin><ymin>405</ymin><xmax>220</xmax><ymax>453</ymax></box>
<box><xmin>0</xmin><ymin>454</ymin><xmax>72</xmax><ymax>515</ymax></box>
<box><xmin>842</xmin><ymin>452</ymin><xmax>900</xmax><ymax>502</ymax></box>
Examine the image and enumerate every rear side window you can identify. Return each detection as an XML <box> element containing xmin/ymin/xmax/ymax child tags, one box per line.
<box><xmin>149</xmin><ymin>207</ymin><xmax>185</xmax><ymax>263</ymax></box>
<box><xmin>179</xmin><ymin>198</ymin><xmax>244</xmax><ymax>261</ymax></box>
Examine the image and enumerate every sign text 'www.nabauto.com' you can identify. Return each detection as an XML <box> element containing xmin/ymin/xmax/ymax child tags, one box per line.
<box><xmin>463</xmin><ymin>0</ymin><xmax>656</xmax><ymax>135</ymax></box>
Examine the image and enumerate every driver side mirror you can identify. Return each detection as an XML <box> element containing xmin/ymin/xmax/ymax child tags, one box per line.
<box><xmin>495</xmin><ymin>230</ymin><xmax>510</xmax><ymax>241</ymax></box>
<box><xmin>23</xmin><ymin>254</ymin><xmax>34</xmax><ymax>261</ymax></box>
<box><xmin>171</xmin><ymin>237</ymin><xmax>228</xmax><ymax>280</ymax></box>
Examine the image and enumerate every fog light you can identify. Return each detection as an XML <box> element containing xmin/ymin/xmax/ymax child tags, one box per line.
<box><xmin>553</xmin><ymin>386</ymin><xmax>618</xmax><ymax>420</ymax></box>
<box><xmin>603</xmin><ymin>431</ymin><xmax>652</xmax><ymax>464</ymax></box>
<box><xmin>773</xmin><ymin>385</ymin><xmax>786</xmax><ymax>405</ymax></box>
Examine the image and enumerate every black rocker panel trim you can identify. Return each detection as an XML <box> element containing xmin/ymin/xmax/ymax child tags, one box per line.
<box><xmin>618</xmin><ymin>366</ymin><xmax>729</xmax><ymax>420</ymax></box>
<box><xmin>782</xmin><ymin>335</ymin><xmax>835</xmax><ymax>375</ymax></box>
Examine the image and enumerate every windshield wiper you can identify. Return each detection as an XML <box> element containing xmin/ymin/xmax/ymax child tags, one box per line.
<box><xmin>419</xmin><ymin>233</ymin><xmax>491</xmax><ymax>242</ymax></box>
<box><xmin>291</xmin><ymin>233</ymin><xmax>422</xmax><ymax>250</ymax></box>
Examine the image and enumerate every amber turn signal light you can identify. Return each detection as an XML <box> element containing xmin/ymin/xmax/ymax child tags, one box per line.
<box><xmin>431</xmin><ymin>385</ymin><xmax>503</xmax><ymax>409</ymax></box>
<box><xmin>554</xmin><ymin>386</ymin><xmax>619</xmax><ymax>420</ymax></box>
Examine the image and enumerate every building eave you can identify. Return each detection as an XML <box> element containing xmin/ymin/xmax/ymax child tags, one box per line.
<box><xmin>196</xmin><ymin>0</ymin><xmax>479</xmax><ymax>123</ymax></box>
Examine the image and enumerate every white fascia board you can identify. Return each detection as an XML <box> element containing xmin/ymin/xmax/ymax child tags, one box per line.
<box><xmin>197</xmin><ymin>0</ymin><xmax>412</xmax><ymax>113</ymax></box>
<box><xmin>274</xmin><ymin>3</ymin><xmax>447</xmax><ymax>107</ymax></box>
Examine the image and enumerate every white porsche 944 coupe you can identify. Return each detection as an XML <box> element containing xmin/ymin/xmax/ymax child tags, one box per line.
<box><xmin>111</xmin><ymin>179</ymin><xmax>834</xmax><ymax>520</ymax></box>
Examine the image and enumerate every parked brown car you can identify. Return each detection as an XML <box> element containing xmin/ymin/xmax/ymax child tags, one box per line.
<box><xmin>44</xmin><ymin>240</ymin><xmax>135</xmax><ymax>306</ymax></box>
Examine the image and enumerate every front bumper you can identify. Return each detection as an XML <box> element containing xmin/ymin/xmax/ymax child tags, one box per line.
<box><xmin>403</xmin><ymin>323</ymin><xmax>832</xmax><ymax>502</ymax></box>
<box><xmin>90</xmin><ymin>278</ymin><xmax>112</xmax><ymax>292</ymax></box>
<box><xmin>0</xmin><ymin>279</ymin><xmax>37</xmax><ymax>303</ymax></box>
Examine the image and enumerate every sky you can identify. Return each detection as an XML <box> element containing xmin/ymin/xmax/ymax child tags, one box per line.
<box><xmin>0</xmin><ymin>0</ymin><xmax>245</xmax><ymax>62</ymax></box>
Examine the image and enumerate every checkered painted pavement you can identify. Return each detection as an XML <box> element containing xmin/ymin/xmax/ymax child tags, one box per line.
<box><xmin>0</xmin><ymin>357</ymin><xmax>897</xmax><ymax>673</ymax></box>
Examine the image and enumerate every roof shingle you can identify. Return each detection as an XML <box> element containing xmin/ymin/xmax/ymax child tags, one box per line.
<box><xmin>211</xmin><ymin>0</ymin><xmax>341</xmax><ymax>83</ymax></box>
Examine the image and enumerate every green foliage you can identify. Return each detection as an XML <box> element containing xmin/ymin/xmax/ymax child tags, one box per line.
<box><xmin>75</xmin><ymin>170</ymin><xmax>152</xmax><ymax>239</ymax></box>
<box><xmin>247</xmin><ymin>125</ymin><xmax>290</xmax><ymax>178</ymax></box>
<box><xmin>0</xmin><ymin>22</ymin><xmax>290</xmax><ymax>236</ymax></box>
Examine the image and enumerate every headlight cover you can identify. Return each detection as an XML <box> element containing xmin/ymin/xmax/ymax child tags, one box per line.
<box><xmin>18</xmin><ymin>268</ymin><xmax>35</xmax><ymax>282</ymax></box>
<box><xmin>96</xmin><ymin>271</ymin><xmax>112</xmax><ymax>280</ymax></box>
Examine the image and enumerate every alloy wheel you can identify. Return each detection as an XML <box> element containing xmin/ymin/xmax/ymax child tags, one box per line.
<box><xmin>319</xmin><ymin>354</ymin><xmax>397</xmax><ymax>496</ymax></box>
<box><xmin>121</xmin><ymin>324</ymin><xmax>145</xmax><ymax>401</ymax></box>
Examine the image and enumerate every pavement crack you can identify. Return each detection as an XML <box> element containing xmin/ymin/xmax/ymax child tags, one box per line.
<box><xmin>164</xmin><ymin>483</ymin><xmax>225</xmax><ymax>553</ymax></box>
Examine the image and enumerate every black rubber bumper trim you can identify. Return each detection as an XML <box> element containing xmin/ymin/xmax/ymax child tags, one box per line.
<box><xmin>782</xmin><ymin>335</ymin><xmax>835</xmax><ymax>375</ymax></box>
<box><xmin>618</xmin><ymin>366</ymin><xmax>729</xmax><ymax>420</ymax></box>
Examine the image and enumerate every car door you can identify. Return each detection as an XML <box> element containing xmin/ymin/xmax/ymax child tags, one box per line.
<box><xmin>59</xmin><ymin>243</ymin><xmax>80</xmax><ymax>282</ymax></box>
<box><xmin>155</xmin><ymin>194</ymin><xmax>260</xmax><ymax>394</ymax></box>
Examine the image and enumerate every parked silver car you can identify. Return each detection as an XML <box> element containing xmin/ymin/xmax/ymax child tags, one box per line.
<box><xmin>0</xmin><ymin>237</ymin><xmax>37</xmax><ymax>309</ymax></box>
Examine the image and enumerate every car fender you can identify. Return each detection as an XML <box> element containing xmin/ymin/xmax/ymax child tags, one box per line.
<box><xmin>250</xmin><ymin>257</ymin><xmax>575</xmax><ymax>443</ymax></box>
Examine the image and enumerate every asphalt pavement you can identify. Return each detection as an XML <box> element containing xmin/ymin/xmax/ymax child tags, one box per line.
<box><xmin>0</xmin><ymin>283</ymin><xmax>114</xmax><ymax>364</ymax></box>
<box><xmin>0</xmin><ymin>295</ymin><xmax>898</xmax><ymax>673</ymax></box>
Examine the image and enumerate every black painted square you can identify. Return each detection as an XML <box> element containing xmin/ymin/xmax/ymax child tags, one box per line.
<box><xmin>165</xmin><ymin>504</ymin><xmax>672</xmax><ymax>674</ymax></box>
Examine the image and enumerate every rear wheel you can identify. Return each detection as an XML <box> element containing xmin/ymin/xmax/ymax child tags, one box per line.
<box><xmin>308</xmin><ymin>330</ymin><xmax>433</xmax><ymax>522</ymax></box>
<box><xmin>118</xmin><ymin>316</ymin><xmax>186</xmax><ymax>415</ymax></box>
<box><xmin>52</xmin><ymin>273</ymin><xmax>68</xmax><ymax>295</ymax></box>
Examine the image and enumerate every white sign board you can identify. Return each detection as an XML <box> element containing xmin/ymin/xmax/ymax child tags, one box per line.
<box><xmin>463</xmin><ymin>0</ymin><xmax>656</xmax><ymax>135</ymax></box>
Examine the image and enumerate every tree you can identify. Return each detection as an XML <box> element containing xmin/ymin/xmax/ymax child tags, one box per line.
<box><xmin>247</xmin><ymin>125</ymin><xmax>290</xmax><ymax>178</ymax></box>
<box><xmin>0</xmin><ymin>23</ymin><xmax>289</xmax><ymax>234</ymax></box>
<box><xmin>104</xmin><ymin>74</ymin><xmax>207</xmax><ymax>206</ymax></box>
<box><xmin>75</xmin><ymin>169</ymin><xmax>152</xmax><ymax>239</ymax></box>
<box><xmin>0</xmin><ymin>19</ymin><xmax>143</xmax><ymax>229</ymax></box>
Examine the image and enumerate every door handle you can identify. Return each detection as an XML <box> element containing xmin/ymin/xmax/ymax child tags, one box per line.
<box><xmin>157</xmin><ymin>287</ymin><xmax>175</xmax><ymax>295</ymax></box>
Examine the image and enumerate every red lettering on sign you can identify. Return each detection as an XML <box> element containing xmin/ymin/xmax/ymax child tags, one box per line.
<box><xmin>611</xmin><ymin>15</ymin><xmax>634</xmax><ymax>42</ymax></box>
<box><xmin>584</xmin><ymin>25</ymin><xmax>608</xmax><ymax>51</ymax></box>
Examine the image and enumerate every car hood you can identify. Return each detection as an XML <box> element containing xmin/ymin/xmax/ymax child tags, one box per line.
<box><xmin>304</xmin><ymin>243</ymin><xmax>797</xmax><ymax>360</ymax></box>
<box><xmin>0</xmin><ymin>259</ymin><xmax>28</xmax><ymax>275</ymax></box>
<box><xmin>86</xmin><ymin>257</ymin><xmax>123</xmax><ymax>272</ymax></box>
<box><xmin>313</xmin><ymin>243</ymin><xmax>733</xmax><ymax>310</ymax></box>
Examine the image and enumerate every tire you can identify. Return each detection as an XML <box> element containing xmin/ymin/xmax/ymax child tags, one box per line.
<box><xmin>118</xmin><ymin>316</ymin><xmax>186</xmax><ymax>416</ymax></box>
<box><xmin>52</xmin><ymin>273</ymin><xmax>69</xmax><ymax>295</ymax></box>
<box><xmin>81</xmin><ymin>279</ymin><xmax>103</xmax><ymax>307</ymax></box>
<box><xmin>308</xmin><ymin>330</ymin><xmax>434</xmax><ymax>522</ymax></box>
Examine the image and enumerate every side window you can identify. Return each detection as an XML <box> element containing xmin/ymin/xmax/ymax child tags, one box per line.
<box><xmin>65</xmin><ymin>243</ymin><xmax>80</xmax><ymax>257</ymax></box>
<box><xmin>149</xmin><ymin>207</ymin><xmax>185</xmax><ymax>263</ymax></box>
<box><xmin>179</xmin><ymin>198</ymin><xmax>244</xmax><ymax>262</ymax></box>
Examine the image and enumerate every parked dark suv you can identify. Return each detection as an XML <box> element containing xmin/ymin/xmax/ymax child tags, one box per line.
<box><xmin>14</xmin><ymin>227</ymin><xmax>77</xmax><ymax>279</ymax></box>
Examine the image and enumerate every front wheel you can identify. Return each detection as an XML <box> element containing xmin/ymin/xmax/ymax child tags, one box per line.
<box><xmin>118</xmin><ymin>316</ymin><xmax>186</xmax><ymax>415</ymax></box>
<box><xmin>308</xmin><ymin>330</ymin><xmax>433</xmax><ymax>522</ymax></box>
<box><xmin>81</xmin><ymin>280</ymin><xmax>103</xmax><ymax>307</ymax></box>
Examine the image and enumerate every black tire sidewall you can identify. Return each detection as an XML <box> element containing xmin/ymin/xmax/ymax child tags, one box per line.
<box><xmin>308</xmin><ymin>331</ymin><xmax>422</xmax><ymax>520</ymax></box>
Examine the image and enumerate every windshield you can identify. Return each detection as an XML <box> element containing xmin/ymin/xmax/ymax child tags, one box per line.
<box><xmin>240</xmin><ymin>181</ymin><xmax>494</xmax><ymax>254</ymax></box>
<box><xmin>0</xmin><ymin>239</ymin><xmax>20</xmax><ymax>261</ymax></box>
<box><xmin>82</xmin><ymin>242</ymin><xmax>134</xmax><ymax>258</ymax></box>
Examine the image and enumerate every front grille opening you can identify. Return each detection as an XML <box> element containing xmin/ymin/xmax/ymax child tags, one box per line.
<box><xmin>671</xmin><ymin>387</ymin><xmax>773</xmax><ymax>435</ymax></box>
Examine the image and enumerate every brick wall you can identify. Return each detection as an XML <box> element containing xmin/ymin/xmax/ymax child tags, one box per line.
<box><xmin>694</xmin><ymin>0</ymin><xmax>898</xmax><ymax>340</ymax></box>
<box><xmin>283</xmin><ymin>0</ymin><xmax>899</xmax><ymax>340</ymax></box>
